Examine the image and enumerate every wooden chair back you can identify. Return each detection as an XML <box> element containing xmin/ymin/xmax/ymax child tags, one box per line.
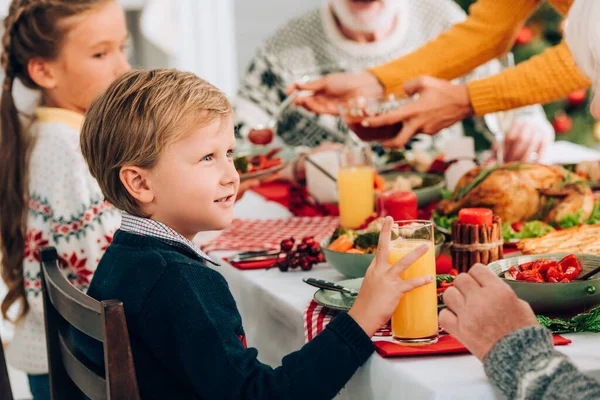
<box><xmin>40</xmin><ymin>247</ymin><xmax>140</xmax><ymax>400</ymax></box>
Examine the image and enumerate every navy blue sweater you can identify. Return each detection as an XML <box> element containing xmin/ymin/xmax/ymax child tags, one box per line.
<box><xmin>76</xmin><ymin>230</ymin><xmax>375</xmax><ymax>399</ymax></box>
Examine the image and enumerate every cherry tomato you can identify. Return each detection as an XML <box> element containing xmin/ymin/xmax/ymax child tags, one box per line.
<box><xmin>511</xmin><ymin>222</ymin><xmax>525</xmax><ymax>232</ymax></box>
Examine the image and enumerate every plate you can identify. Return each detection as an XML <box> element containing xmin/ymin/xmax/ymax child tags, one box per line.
<box><xmin>236</xmin><ymin>146</ymin><xmax>296</xmax><ymax>182</ymax></box>
<box><xmin>312</xmin><ymin>277</ymin><xmax>445</xmax><ymax>311</ymax></box>
<box><xmin>381</xmin><ymin>171</ymin><xmax>445</xmax><ymax>207</ymax></box>
<box><xmin>313</xmin><ymin>278</ymin><xmax>362</xmax><ymax>311</ymax></box>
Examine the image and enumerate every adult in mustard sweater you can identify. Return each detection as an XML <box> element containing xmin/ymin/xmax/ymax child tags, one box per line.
<box><xmin>292</xmin><ymin>0</ymin><xmax>591</xmax><ymax>148</ymax></box>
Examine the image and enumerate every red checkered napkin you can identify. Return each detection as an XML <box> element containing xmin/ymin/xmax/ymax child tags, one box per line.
<box><xmin>201</xmin><ymin>216</ymin><xmax>340</xmax><ymax>252</ymax></box>
<box><xmin>304</xmin><ymin>300</ymin><xmax>391</xmax><ymax>343</ymax></box>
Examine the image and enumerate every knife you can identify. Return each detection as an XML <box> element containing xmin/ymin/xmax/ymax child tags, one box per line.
<box><xmin>302</xmin><ymin>278</ymin><xmax>359</xmax><ymax>296</ymax></box>
<box><xmin>229</xmin><ymin>249</ymin><xmax>281</xmax><ymax>263</ymax></box>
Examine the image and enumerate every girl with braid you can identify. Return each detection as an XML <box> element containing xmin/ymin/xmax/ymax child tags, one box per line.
<box><xmin>0</xmin><ymin>1</ymin><xmax>130</xmax><ymax>398</ymax></box>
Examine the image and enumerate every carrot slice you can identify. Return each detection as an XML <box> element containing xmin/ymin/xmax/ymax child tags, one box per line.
<box><xmin>328</xmin><ymin>236</ymin><xmax>354</xmax><ymax>252</ymax></box>
<box><xmin>373</xmin><ymin>172</ymin><xmax>386</xmax><ymax>193</ymax></box>
<box><xmin>346</xmin><ymin>248</ymin><xmax>365</xmax><ymax>254</ymax></box>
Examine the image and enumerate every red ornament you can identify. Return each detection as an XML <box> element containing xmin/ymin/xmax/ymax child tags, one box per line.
<box><xmin>248</xmin><ymin>128</ymin><xmax>274</xmax><ymax>145</ymax></box>
<box><xmin>567</xmin><ymin>89</ymin><xmax>587</xmax><ymax>107</ymax></box>
<box><xmin>552</xmin><ymin>114</ymin><xmax>573</xmax><ymax>135</ymax></box>
<box><xmin>515</xmin><ymin>26</ymin><xmax>533</xmax><ymax>46</ymax></box>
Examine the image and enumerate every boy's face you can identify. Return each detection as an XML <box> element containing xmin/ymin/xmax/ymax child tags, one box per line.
<box><xmin>148</xmin><ymin>116</ymin><xmax>239</xmax><ymax>239</ymax></box>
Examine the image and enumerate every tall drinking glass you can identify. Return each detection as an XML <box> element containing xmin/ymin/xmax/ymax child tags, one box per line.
<box><xmin>483</xmin><ymin>52</ymin><xmax>516</xmax><ymax>165</ymax></box>
<box><xmin>388</xmin><ymin>220</ymin><xmax>438</xmax><ymax>345</ymax></box>
<box><xmin>337</xmin><ymin>143</ymin><xmax>374</xmax><ymax>229</ymax></box>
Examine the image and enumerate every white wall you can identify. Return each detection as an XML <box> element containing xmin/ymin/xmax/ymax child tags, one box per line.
<box><xmin>233</xmin><ymin>0</ymin><xmax>323</xmax><ymax>78</ymax></box>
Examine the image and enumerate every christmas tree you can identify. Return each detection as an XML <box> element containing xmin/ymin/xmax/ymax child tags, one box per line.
<box><xmin>455</xmin><ymin>0</ymin><xmax>596</xmax><ymax>147</ymax></box>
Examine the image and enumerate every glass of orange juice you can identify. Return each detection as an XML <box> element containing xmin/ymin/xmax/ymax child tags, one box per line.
<box><xmin>337</xmin><ymin>144</ymin><xmax>374</xmax><ymax>229</ymax></box>
<box><xmin>389</xmin><ymin>220</ymin><xmax>438</xmax><ymax>346</ymax></box>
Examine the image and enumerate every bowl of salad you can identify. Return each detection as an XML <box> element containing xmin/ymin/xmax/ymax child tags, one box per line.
<box><xmin>322</xmin><ymin>218</ymin><xmax>445</xmax><ymax>278</ymax></box>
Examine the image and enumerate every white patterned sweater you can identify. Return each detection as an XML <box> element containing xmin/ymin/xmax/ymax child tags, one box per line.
<box><xmin>5</xmin><ymin>107</ymin><xmax>121</xmax><ymax>374</ymax></box>
<box><xmin>236</xmin><ymin>0</ymin><xmax>554</xmax><ymax>149</ymax></box>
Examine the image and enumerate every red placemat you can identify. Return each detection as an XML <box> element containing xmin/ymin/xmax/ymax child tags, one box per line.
<box><xmin>304</xmin><ymin>300</ymin><xmax>391</xmax><ymax>343</ymax></box>
<box><xmin>374</xmin><ymin>334</ymin><xmax>571</xmax><ymax>358</ymax></box>
<box><xmin>202</xmin><ymin>216</ymin><xmax>339</xmax><ymax>252</ymax></box>
<box><xmin>304</xmin><ymin>299</ymin><xmax>571</xmax><ymax>357</ymax></box>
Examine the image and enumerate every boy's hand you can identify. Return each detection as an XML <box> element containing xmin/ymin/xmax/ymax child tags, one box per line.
<box><xmin>348</xmin><ymin>217</ymin><xmax>433</xmax><ymax>337</ymax></box>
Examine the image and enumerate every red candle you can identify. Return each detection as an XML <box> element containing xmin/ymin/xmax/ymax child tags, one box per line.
<box><xmin>458</xmin><ymin>208</ymin><xmax>493</xmax><ymax>226</ymax></box>
<box><xmin>376</xmin><ymin>190</ymin><xmax>418</xmax><ymax>221</ymax></box>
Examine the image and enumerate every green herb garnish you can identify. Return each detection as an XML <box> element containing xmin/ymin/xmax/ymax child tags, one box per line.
<box><xmin>557</xmin><ymin>210</ymin><xmax>584</xmax><ymax>229</ymax></box>
<box><xmin>354</xmin><ymin>232</ymin><xmax>379</xmax><ymax>253</ymax></box>
<box><xmin>454</xmin><ymin>163</ymin><xmax>524</xmax><ymax>201</ymax></box>
<box><xmin>502</xmin><ymin>221</ymin><xmax>555</xmax><ymax>242</ymax></box>
<box><xmin>537</xmin><ymin>305</ymin><xmax>600</xmax><ymax>333</ymax></box>
<box><xmin>234</xmin><ymin>156</ymin><xmax>250</xmax><ymax>173</ymax></box>
<box><xmin>587</xmin><ymin>202</ymin><xmax>600</xmax><ymax>225</ymax></box>
<box><xmin>436</xmin><ymin>274</ymin><xmax>455</xmax><ymax>286</ymax></box>
<box><xmin>432</xmin><ymin>211</ymin><xmax>457</xmax><ymax>231</ymax></box>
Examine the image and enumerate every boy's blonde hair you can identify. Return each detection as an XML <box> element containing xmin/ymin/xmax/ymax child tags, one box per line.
<box><xmin>81</xmin><ymin>69</ymin><xmax>233</xmax><ymax>217</ymax></box>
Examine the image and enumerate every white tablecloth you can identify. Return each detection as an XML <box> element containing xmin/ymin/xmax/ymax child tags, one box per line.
<box><xmin>206</xmin><ymin>190</ymin><xmax>600</xmax><ymax>400</ymax></box>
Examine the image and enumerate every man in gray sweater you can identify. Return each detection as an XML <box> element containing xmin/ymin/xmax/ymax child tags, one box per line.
<box><xmin>236</xmin><ymin>0</ymin><xmax>554</xmax><ymax>162</ymax></box>
<box><xmin>440</xmin><ymin>264</ymin><xmax>600</xmax><ymax>399</ymax></box>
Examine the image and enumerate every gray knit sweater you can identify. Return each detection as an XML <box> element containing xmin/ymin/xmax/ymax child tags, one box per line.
<box><xmin>235</xmin><ymin>0</ymin><xmax>553</xmax><ymax>149</ymax></box>
<box><xmin>484</xmin><ymin>326</ymin><xmax>600</xmax><ymax>399</ymax></box>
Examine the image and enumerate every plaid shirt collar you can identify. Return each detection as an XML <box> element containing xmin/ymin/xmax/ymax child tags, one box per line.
<box><xmin>120</xmin><ymin>213</ymin><xmax>219</xmax><ymax>266</ymax></box>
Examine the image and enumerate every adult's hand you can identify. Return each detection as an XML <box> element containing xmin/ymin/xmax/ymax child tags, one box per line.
<box><xmin>438</xmin><ymin>264</ymin><xmax>539</xmax><ymax>361</ymax></box>
<box><xmin>359</xmin><ymin>76</ymin><xmax>473</xmax><ymax>148</ymax></box>
<box><xmin>502</xmin><ymin>120</ymin><xmax>554</xmax><ymax>163</ymax></box>
<box><xmin>289</xmin><ymin>71</ymin><xmax>384</xmax><ymax>115</ymax></box>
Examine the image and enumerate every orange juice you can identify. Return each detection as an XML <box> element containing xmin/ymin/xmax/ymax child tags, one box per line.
<box><xmin>338</xmin><ymin>165</ymin><xmax>374</xmax><ymax>229</ymax></box>
<box><xmin>388</xmin><ymin>239</ymin><xmax>438</xmax><ymax>344</ymax></box>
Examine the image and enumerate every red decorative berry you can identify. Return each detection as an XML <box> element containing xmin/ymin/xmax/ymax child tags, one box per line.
<box><xmin>297</xmin><ymin>243</ymin><xmax>309</xmax><ymax>254</ymax></box>
<box><xmin>273</xmin><ymin>235</ymin><xmax>324</xmax><ymax>272</ymax></box>
<box><xmin>552</xmin><ymin>114</ymin><xmax>573</xmax><ymax>135</ymax></box>
<box><xmin>514</xmin><ymin>26</ymin><xmax>533</xmax><ymax>46</ymax></box>
<box><xmin>302</xmin><ymin>237</ymin><xmax>315</xmax><ymax>246</ymax></box>
<box><xmin>299</xmin><ymin>258</ymin><xmax>311</xmax><ymax>271</ymax></box>
<box><xmin>280</xmin><ymin>238</ymin><xmax>294</xmax><ymax>253</ymax></box>
<box><xmin>568</xmin><ymin>89</ymin><xmax>587</xmax><ymax>107</ymax></box>
<box><xmin>277</xmin><ymin>261</ymin><xmax>289</xmax><ymax>272</ymax></box>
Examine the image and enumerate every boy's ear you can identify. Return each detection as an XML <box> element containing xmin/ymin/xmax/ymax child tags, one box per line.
<box><xmin>27</xmin><ymin>57</ymin><xmax>58</xmax><ymax>90</ymax></box>
<box><xmin>119</xmin><ymin>166</ymin><xmax>155</xmax><ymax>205</ymax></box>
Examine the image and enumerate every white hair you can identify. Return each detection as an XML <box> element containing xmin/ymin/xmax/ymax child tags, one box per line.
<box><xmin>565</xmin><ymin>0</ymin><xmax>600</xmax><ymax>83</ymax></box>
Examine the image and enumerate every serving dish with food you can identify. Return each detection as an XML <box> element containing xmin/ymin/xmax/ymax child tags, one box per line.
<box><xmin>321</xmin><ymin>218</ymin><xmax>445</xmax><ymax>278</ymax></box>
<box><xmin>433</xmin><ymin>163</ymin><xmax>600</xmax><ymax>243</ymax></box>
<box><xmin>488</xmin><ymin>253</ymin><xmax>600</xmax><ymax>315</ymax></box>
<box><xmin>234</xmin><ymin>146</ymin><xmax>295</xmax><ymax>181</ymax></box>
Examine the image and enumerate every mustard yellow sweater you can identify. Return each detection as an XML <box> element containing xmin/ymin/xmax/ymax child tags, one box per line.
<box><xmin>369</xmin><ymin>0</ymin><xmax>591</xmax><ymax>116</ymax></box>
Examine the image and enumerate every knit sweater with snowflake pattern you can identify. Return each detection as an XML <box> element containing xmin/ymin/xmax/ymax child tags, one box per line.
<box><xmin>235</xmin><ymin>0</ymin><xmax>553</xmax><ymax>149</ymax></box>
<box><xmin>5</xmin><ymin>107</ymin><xmax>121</xmax><ymax>374</ymax></box>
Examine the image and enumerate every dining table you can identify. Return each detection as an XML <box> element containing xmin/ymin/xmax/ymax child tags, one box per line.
<box><xmin>198</xmin><ymin>188</ymin><xmax>600</xmax><ymax>400</ymax></box>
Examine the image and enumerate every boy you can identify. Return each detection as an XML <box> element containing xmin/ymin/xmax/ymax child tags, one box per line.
<box><xmin>78</xmin><ymin>69</ymin><xmax>433</xmax><ymax>399</ymax></box>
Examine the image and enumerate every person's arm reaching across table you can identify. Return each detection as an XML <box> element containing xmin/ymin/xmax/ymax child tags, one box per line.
<box><xmin>439</xmin><ymin>264</ymin><xmax>600</xmax><ymax>399</ymax></box>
